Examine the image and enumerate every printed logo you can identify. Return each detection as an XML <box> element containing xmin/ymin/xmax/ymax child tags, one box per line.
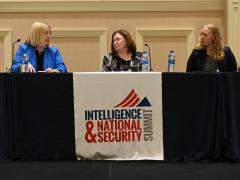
<box><xmin>84</xmin><ymin>89</ymin><xmax>153</xmax><ymax>143</ymax></box>
<box><xmin>114</xmin><ymin>89</ymin><xmax>151</xmax><ymax>107</ymax></box>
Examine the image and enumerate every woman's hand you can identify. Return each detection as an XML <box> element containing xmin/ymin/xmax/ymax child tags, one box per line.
<box><xmin>20</xmin><ymin>63</ymin><xmax>36</xmax><ymax>73</ymax></box>
<box><xmin>28</xmin><ymin>63</ymin><xmax>36</xmax><ymax>73</ymax></box>
<box><xmin>45</xmin><ymin>68</ymin><xmax>60</xmax><ymax>73</ymax></box>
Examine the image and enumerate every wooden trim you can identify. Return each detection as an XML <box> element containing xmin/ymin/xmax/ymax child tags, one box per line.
<box><xmin>0</xmin><ymin>29</ymin><xmax>12</xmax><ymax>71</ymax></box>
<box><xmin>0</xmin><ymin>0</ymin><xmax>224</xmax><ymax>12</ymax></box>
<box><xmin>51</xmin><ymin>28</ymin><xmax>107</xmax><ymax>70</ymax></box>
<box><xmin>136</xmin><ymin>28</ymin><xmax>195</xmax><ymax>58</ymax></box>
<box><xmin>226</xmin><ymin>0</ymin><xmax>240</xmax><ymax>66</ymax></box>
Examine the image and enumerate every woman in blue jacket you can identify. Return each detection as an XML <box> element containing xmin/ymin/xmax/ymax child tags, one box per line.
<box><xmin>186</xmin><ymin>24</ymin><xmax>237</xmax><ymax>72</ymax></box>
<box><xmin>11</xmin><ymin>21</ymin><xmax>67</xmax><ymax>73</ymax></box>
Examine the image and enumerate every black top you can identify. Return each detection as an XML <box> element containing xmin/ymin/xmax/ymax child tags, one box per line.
<box><xmin>204</xmin><ymin>56</ymin><xmax>219</xmax><ymax>72</ymax></box>
<box><xmin>36</xmin><ymin>50</ymin><xmax>44</xmax><ymax>71</ymax></box>
<box><xmin>186</xmin><ymin>47</ymin><xmax>237</xmax><ymax>72</ymax></box>
<box><xmin>115</xmin><ymin>56</ymin><xmax>135</xmax><ymax>71</ymax></box>
<box><xmin>102</xmin><ymin>52</ymin><xmax>142</xmax><ymax>72</ymax></box>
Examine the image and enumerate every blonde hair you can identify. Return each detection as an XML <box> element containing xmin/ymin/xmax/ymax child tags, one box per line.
<box><xmin>196</xmin><ymin>24</ymin><xmax>224</xmax><ymax>60</ymax></box>
<box><xmin>25</xmin><ymin>22</ymin><xmax>50</xmax><ymax>47</ymax></box>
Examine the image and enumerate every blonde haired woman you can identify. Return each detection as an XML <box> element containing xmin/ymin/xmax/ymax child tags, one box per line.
<box><xmin>186</xmin><ymin>24</ymin><xmax>237</xmax><ymax>72</ymax></box>
<box><xmin>11</xmin><ymin>21</ymin><xmax>67</xmax><ymax>73</ymax></box>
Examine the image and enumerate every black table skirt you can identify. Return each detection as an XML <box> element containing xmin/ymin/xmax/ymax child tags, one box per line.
<box><xmin>1</xmin><ymin>72</ymin><xmax>240</xmax><ymax>161</ymax></box>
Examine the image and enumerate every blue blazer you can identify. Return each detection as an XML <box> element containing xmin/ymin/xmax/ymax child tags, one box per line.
<box><xmin>11</xmin><ymin>44</ymin><xmax>67</xmax><ymax>72</ymax></box>
<box><xmin>186</xmin><ymin>46</ymin><xmax>237</xmax><ymax>72</ymax></box>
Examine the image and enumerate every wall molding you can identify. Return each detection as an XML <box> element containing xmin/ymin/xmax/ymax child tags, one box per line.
<box><xmin>0</xmin><ymin>0</ymin><xmax>224</xmax><ymax>12</ymax></box>
<box><xmin>136</xmin><ymin>28</ymin><xmax>195</xmax><ymax>58</ymax></box>
<box><xmin>51</xmin><ymin>28</ymin><xmax>107</xmax><ymax>70</ymax></box>
<box><xmin>0</xmin><ymin>29</ymin><xmax>12</xmax><ymax>71</ymax></box>
<box><xmin>226</xmin><ymin>0</ymin><xmax>240</xmax><ymax>65</ymax></box>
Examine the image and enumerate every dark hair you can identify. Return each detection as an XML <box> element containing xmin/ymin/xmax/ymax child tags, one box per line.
<box><xmin>111</xmin><ymin>29</ymin><xmax>136</xmax><ymax>54</ymax></box>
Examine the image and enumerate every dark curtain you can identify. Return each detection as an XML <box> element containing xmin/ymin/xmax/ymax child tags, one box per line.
<box><xmin>2</xmin><ymin>72</ymin><xmax>240</xmax><ymax>161</ymax></box>
<box><xmin>162</xmin><ymin>72</ymin><xmax>223</xmax><ymax>161</ymax></box>
<box><xmin>10</xmin><ymin>73</ymin><xmax>76</xmax><ymax>160</ymax></box>
<box><xmin>0</xmin><ymin>73</ymin><xmax>13</xmax><ymax>161</ymax></box>
<box><xmin>222</xmin><ymin>72</ymin><xmax>240</xmax><ymax>160</ymax></box>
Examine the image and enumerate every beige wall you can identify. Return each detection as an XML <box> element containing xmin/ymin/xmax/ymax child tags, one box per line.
<box><xmin>1</xmin><ymin>0</ymin><xmax>239</xmax><ymax>72</ymax></box>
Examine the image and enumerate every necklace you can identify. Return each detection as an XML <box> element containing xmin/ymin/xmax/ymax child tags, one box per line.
<box><xmin>118</xmin><ymin>52</ymin><xmax>132</xmax><ymax>61</ymax></box>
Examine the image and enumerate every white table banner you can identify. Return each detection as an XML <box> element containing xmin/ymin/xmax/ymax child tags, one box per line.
<box><xmin>73</xmin><ymin>72</ymin><xmax>163</xmax><ymax>160</ymax></box>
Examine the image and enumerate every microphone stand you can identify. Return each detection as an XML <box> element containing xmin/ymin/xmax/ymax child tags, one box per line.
<box><xmin>145</xmin><ymin>44</ymin><xmax>153</xmax><ymax>71</ymax></box>
<box><xmin>11</xmin><ymin>39</ymin><xmax>21</xmax><ymax>71</ymax></box>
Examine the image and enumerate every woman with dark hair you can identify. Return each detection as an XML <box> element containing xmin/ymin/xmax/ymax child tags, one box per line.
<box><xmin>186</xmin><ymin>24</ymin><xmax>237</xmax><ymax>72</ymax></box>
<box><xmin>102</xmin><ymin>29</ymin><xmax>142</xmax><ymax>72</ymax></box>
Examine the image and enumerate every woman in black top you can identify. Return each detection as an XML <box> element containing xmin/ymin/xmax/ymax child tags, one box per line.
<box><xmin>102</xmin><ymin>29</ymin><xmax>141</xmax><ymax>72</ymax></box>
<box><xmin>186</xmin><ymin>24</ymin><xmax>237</xmax><ymax>72</ymax></box>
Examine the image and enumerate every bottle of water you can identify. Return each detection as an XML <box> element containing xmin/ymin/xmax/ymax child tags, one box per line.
<box><xmin>21</xmin><ymin>53</ymin><xmax>29</xmax><ymax>72</ymax></box>
<box><xmin>141</xmin><ymin>51</ymin><xmax>150</xmax><ymax>72</ymax></box>
<box><xmin>168</xmin><ymin>50</ymin><xmax>175</xmax><ymax>72</ymax></box>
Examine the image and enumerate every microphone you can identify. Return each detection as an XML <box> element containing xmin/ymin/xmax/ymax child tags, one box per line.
<box><xmin>145</xmin><ymin>43</ymin><xmax>153</xmax><ymax>71</ymax></box>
